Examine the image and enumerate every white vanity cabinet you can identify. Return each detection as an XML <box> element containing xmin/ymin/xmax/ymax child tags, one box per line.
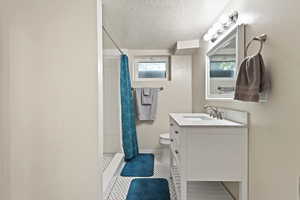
<box><xmin>169</xmin><ymin>112</ymin><xmax>248</xmax><ymax>200</ymax></box>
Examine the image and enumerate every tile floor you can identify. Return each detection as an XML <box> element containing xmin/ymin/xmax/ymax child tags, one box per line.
<box><xmin>103</xmin><ymin>153</ymin><xmax>114</xmax><ymax>172</ymax></box>
<box><xmin>106</xmin><ymin>156</ymin><xmax>177</xmax><ymax>200</ymax></box>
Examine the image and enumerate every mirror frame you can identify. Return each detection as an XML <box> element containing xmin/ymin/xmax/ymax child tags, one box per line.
<box><xmin>205</xmin><ymin>24</ymin><xmax>245</xmax><ymax>101</ymax></box>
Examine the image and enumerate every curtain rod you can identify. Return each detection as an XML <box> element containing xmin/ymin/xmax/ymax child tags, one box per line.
<box><xmin>102</xmin><ymin>25</ymin><xmax>124</xmax><ymax>55</ymax></box>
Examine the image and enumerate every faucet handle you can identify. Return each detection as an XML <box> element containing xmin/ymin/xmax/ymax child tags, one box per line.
<box><xmin>218</xmin><ymin>111</ymin><xmax>223</xmax><ymax>120</ymax></box>
<box><xmin>204</xmin><ymin>104</ymin><xmax>218</xmax><ymax>118</ymax></box>
<box><xmin>216</xmin><ymin>110</ymin><xmax>225</xmax><ymax>120</ymax></box>
<box><xmin>204</xmin><ymin>105</ymin><xmax>225</xmax><ymax>120</ymax></box>
<box><xmin>204</xmin><ymin>104</ymin><xmax>210</xmax><ymax>109</ymax></box>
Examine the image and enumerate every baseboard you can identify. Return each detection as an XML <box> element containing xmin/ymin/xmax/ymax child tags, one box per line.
<box><xmin>139</xmin><ymin>148</ymin><xmax>163</xmax><ymax>154</ymax></box>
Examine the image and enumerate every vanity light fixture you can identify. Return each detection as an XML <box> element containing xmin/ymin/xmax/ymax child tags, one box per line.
<box><xmin>203</xmin><ymin>11</ymin><xmax>239</xmax><ymax>42</ymax></box>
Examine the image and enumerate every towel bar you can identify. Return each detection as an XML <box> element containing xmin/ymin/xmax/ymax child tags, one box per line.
<box><xmin>131</xmin><ymin>87</ymin><xmax>164</xmax><ymax>91</ymax></box>
<box><xmin>217</xmin><ymin>86</ymin><xmax>235</xmax><ymax>92</ymax></box>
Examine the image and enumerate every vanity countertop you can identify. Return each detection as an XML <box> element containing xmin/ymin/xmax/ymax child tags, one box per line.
<box><xmin>169</xmin><ymin>113</ymin><xmax>245</xmax><ymax>127</ymax></box>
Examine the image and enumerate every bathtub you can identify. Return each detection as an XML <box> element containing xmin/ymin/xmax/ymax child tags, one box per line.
<box><xmin>103</xmin><ymin>153</ymin><xmax>124</xmax><ymax>199</ymax></box>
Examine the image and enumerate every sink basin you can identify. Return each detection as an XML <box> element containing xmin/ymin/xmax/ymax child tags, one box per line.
<box><xmin>170</xmin><ymin>113</ymin><xmax>244</xmax><ymax>127</ymax></box>
<box><xmin>183</xmin><ymin>115</ymin><xmax>212</xmax><ymax>121</ymax></box>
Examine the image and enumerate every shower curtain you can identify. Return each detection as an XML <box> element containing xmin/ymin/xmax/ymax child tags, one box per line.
<box><xmin>120</xmin><ymin>55</ymin><xmax>139</xmax><ymax>161</ymax></box>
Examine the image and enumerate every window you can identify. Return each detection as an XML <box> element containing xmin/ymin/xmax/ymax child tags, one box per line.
<box><xmin>134</xmin><ymin>56</ymin><xmax>169</xmax><ymax>81</ymax></box>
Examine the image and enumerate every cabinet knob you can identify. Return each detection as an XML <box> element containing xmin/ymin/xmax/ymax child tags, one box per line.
<box><xmin>170</xmin><ymin>139</ymin><xmax>174</xmax><ymax>142</ymax></box>
<box><xmin>170</xmin><ymin>123</ymin><xmax>174</xmax><ymax>126</ymax></box>
<box><xmin>175</xmin><ymin>150</ymin><xmax>179</xmax><ymax>154</ymax></box>
<box><xmin>175</xmin><ymin>131</ymin><xmax>179</xmax><ymax>134</ymax></box>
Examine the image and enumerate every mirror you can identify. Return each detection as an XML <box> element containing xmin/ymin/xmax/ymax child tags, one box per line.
<box><xmin>206</xmin><ymin>25</ymin><xmax>245</xmax><ymax>100</ymax></box>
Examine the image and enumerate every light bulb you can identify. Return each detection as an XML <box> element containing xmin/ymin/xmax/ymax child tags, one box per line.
<box><xmin>207</xmin><ymin>27</ymin><xmax>214</xmax><ymax>36</ymax></box>
<box><xmin>203</xmin><ymin>33</ymin><xmax>210</xmax><ymax>41</ymax></box>
<box><xmin>210</xmin><ymin>25</ymin><xmax>218</xmax><ymax>35</ymax></box>
<box><xmin>214</xmin><ymin>23</ymin><xmax>223</xmax><ymax>34</ymax></box>
<box><xmin>220</xmin><ymin>15</ymin><xmax>229</xmax><ymax>25</ymax></box>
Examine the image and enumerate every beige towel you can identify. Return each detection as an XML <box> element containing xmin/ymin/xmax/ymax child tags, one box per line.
<box><xmin>234</xmin><ymin>53</ymin><xmax>267</xmax><ymax>102</ymax></box>
<box><xmin>135</xmin><ymin>88</ymin><xmax>159</xmax><ymax>121</ymax></box>
<box><xmin>141</xmin><ymin>88</ymin><xmax>152</xmax><ymax>105</ymax></box>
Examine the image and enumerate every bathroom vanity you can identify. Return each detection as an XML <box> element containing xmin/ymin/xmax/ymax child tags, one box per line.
<box><xmin>169</xmin><ymin>110</ymin><xmax>248</xmax><ymax>200</ymax></box>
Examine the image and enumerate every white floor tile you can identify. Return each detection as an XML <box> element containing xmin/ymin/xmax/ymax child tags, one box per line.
<box><xmin>103</xmin><ymin>153</ymin><xmax>114</xmax><ymax>172</ymax></box>
<box><xmin>106</xmin><ymin>156</ymin><xmax>177</xmax><ymax>200</ymax></box>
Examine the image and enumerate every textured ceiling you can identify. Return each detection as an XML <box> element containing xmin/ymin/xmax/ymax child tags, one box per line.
<box><xmin>103</xmin><ymin>0</ymin><xmax>232</xmax><ymax>49</ymax></box>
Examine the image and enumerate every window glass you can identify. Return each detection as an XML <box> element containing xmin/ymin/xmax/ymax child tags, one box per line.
<box><xmin>136</xmin><ymin>60</ymin><xmax>168</xmax><ymax>79</ymax></box>
<box><xmin>209</xmin><ymin>55</ymin><xmax>235</xmax><ymax>78</ymax></box>
<box><xmin>210</xmin><ymin>61</ymin><xmax>235</xmax><ymax>78</ymax></box>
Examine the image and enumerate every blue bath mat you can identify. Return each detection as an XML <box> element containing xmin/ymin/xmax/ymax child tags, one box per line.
<box><xmin>126</xmin><ymin>178</ymin><xmax>170</xmax><ymax>200</ymax></box>
<box><xmin>121</xmin><ymin>153</ymin><xmax>154</xmax><ymax>177</ymax></box>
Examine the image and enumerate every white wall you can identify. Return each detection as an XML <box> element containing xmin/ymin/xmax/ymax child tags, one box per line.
<box><xmin>192</xmin><ymin>49</ymin><xmax>206</xmax><ymax>112</ymax></box>
<box><xmin>0</xmin><ymin>9</ymin><xmax>10</xmax><ymax>199</ymax></box>
<box><xmin>130</xmin><ymin>50</ymin><xmax>193</xmax><ymax>150</ymax></box>
<box><xmin>0</xmin><ymin>0</ymin><xmax>102</xmax><ymax>200</ymax></box>
<box><xmin>192</xmin><ymin>0</ymin><xmax>300</xmax><ymax>199</ymax></box>
<box><xmin>103</xmin><ymin>51</ymin><xmax>122</xmax><ymax>153</ymax></box>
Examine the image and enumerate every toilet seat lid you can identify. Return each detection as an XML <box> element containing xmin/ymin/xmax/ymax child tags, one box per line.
<box><xmin>160</xmin><ymin>133</ymin><xmax>170</xmax><ymax>140</ymax></box>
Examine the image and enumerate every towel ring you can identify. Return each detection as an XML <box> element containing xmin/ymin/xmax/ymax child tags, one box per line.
<box><xmin>246</xmin><ymin>34</ymin><xmax>267</xmax><ymax>56</ymax></box>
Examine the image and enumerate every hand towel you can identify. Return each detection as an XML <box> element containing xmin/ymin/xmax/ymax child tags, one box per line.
<box><xmin>142</xmin><ymin>88</ymin><xmax>152</xmax><ymax>105</ymax></box>
<box><xmin>135</xmin><ymin>88</ymin><xmax>159</xmax><ymax>121</ymax></box>
<box><xmin>234</xmin><ymin>53</ymin><xmax>267</xmax><ymax>102</ymax></box>
<box><xmin>143</xmin><ymin>88</ymin><xmax>151</xmax><ymax>96</ymax></box>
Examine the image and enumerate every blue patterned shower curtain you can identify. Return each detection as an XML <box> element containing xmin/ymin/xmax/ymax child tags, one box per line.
<box><xmin>120</xmin><ymin>55</ymin><xmax>139</xmax><ymax>161</ymax></box>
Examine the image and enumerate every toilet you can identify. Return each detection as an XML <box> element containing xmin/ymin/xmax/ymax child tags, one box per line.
<box><xmin>160</xmin><ymin>133</ymin><xmax>171</xmax><ymax>145</ymax></box>
<box><xmin>159</xmin><ymin>133</ymin><xmax>171</xmax><ymax>163</ymax></box>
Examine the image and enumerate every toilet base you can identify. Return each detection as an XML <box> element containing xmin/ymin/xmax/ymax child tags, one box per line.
<box><xmin>157</xmin><ymin>146</ymin><xmax>170</xmax><ymax>164</ymax></box>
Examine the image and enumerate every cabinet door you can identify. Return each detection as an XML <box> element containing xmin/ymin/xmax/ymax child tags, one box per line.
<box><xmin>186</xmin><ymin>127</ymin><xmax>244</xmax><ymax>181</ymax></box>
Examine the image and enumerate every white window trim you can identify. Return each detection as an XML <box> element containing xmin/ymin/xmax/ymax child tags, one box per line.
<box><xmin>133</xmin><ymin>56</ymin><xmax>170</xmax><ymax>82</ymax></box>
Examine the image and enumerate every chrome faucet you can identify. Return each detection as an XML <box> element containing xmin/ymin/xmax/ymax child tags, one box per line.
<box><xmin>204</xmin><ymin>104</ymin><xmax>223</xmax><ymax>120</ymax></box>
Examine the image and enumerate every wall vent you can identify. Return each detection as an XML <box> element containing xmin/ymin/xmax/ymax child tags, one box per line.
<box><xmin>173</xmin><ymin>39</ymin><xmax>200</xmax><ymax>55</ymax></box>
